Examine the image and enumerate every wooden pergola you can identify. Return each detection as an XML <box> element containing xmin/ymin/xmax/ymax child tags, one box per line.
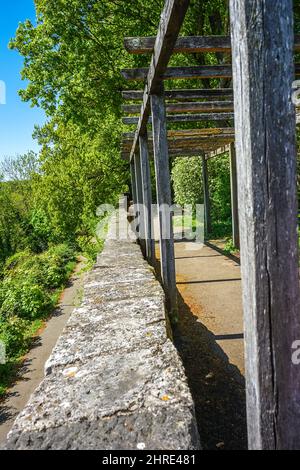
<box><xmin>120</xmin><ymin>0</ymin><xmax>300</xmax><ymax>450</ymax></box>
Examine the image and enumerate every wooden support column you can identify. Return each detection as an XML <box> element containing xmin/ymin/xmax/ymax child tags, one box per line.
<box><xmin>229</xmin><ymin>143</ymin><xmax>240</xmax><ymax>249</ymax></box>
<box><xmin>202</xmin><ymin>156</ymin><xmax>211</xmax><ymax>237</ymax></box>
<box><xmin>133</xmin><ymin>153</ymin><xmax>146</xmax><ymax>254</ymax></box>
<box><xmin>139</xmin><ymin>132</ymin><xmax>155</xmax><ymax>265</ymax></box>
<box><xmin>230</xmin><ymin>0</ymin><xmax>300</xmax><ymax>449</ymax></box>
<box><xmin>150</xmin><ymin>92</ymin><xmax>177</xmax><ymax>321</ymax></box>
<box><xmin>130</xmin><ymin>160</ymin><xmax>137</xmax><ymax>205</ymax></box>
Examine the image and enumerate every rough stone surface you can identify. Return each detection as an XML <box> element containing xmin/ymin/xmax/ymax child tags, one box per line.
<box><xmin>4</xmin><ymin>204</ymin><xmax>200</xmax><ymax>450</ymax></box>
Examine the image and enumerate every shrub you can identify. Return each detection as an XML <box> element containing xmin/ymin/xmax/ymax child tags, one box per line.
<box><xmin>0</xmin><ymin>279</ymin><xmax>52</xmax><ymax>320</ymax></box>
<box><xmin>0</xmin><ymin>316</ymin><xmax>30</xmax><ymax>359</ymax></box>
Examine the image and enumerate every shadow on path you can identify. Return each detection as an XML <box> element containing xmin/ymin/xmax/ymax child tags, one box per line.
<box><xmin>173</xmin><ymin>290</ymin><xmax>247</xmax><ymax>450</ymax></box>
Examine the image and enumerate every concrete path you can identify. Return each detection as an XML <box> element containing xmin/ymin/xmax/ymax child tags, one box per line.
<box><xmin>154</xmin><ymin>239</ymin><xmax>247</xmax><ymax>449</ymax></box>
<box><xmin>175</xmin><ymin>241</ymin><xmax>244</xmax><ymax>375</ymax></box>
<box><xmin>0</xmin><ymin>262</ymin><xmax>85</xmax><ymax>445</ymax></box>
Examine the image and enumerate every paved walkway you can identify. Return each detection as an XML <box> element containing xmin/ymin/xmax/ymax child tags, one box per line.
<box><xmin>155</xmin><ymin>240</ymin><xmax>247</xmax><ymax>449</ymax></box>
<box><xmin>175</xmin><ymin>241</ymin><xmax>244</xmax><ymax>375</ymax></box>
<box><xmin>0</xmin><ymin>262</ymin><xmax>85</xmax><ymax>445</ymax></box>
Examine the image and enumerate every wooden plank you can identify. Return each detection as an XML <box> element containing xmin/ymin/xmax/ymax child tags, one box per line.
<box><xmin>230</xmin><ymin>0</ymin><xmax>300</xmax><ymax>450</ymax></box>
<box><xmin>124</xmin><ymin>35</ymin><xmax>231</xmax><ymax>54</ymax></box>
<box><xmin>123</xmin><ymin>100</ymin><xmax>234</xmax><ymax>114</ymax></box>
<box><xmin>128</xmin><ymin>0</ymin><xmax>191</xmax><ymax>161</ymax></box>
<box><xmin>122</xmin><ymin>63</ymin><xmax>300</xmax><ymax>82</ymax></box>
<box><xmin>121</xmin><ymin>64</ymin><xmax>232</xmax><ymax>81</ymax></box>
<box><xmin>202</xmin><ymin>156</ymin><xmax>211</xmax><ymax>236</ymax></box>
<box><xmin>229</xmin><ymin>143</ymin><xmax>239</xmax><ymax>249</ymax></box>
<box><xmin>122</xmin><ymin>135</ymin><xmax>235</xmax><ymax>150</ymax></box>
<box><xmin>124</xmin><ymin>34</ymin><xmax>300</xmax><ymax>54</ymax></box>
<box><xmin>123</xmin><ymin>128</ymin><xmax>235</xmax><ymax>139</ymax></box>
<box><xmin>130</xmin><ymin>160</ymin><xmax>137</xmax><ymax>204</ymax></box>
<box><xmin>123</xmin><ymin>112</ymin><xmax>234</xmax><ymax>125</ymax></box>
<box><xmin>133</xmin><ymin>152</ymin><xmax>146</xmax><ymax>253</ymax></box>
<box><xmin>139</xmin><ymin>132</ymin><xmax>155</xmax><ymax>264</ymax></box>
<box><xmin>122</xmin><ymin>88</ymin><xmax>233</xmax><ymax>101</ymax></box>
<box><xmin>205</xmin><ymin>145</ymin><xmax>231</xmax><ymax>159</ymax></box>
<box><xmin>150</xmin><ymin>93</ymin><xmax>177</xmax><ymax>320</ymax></box>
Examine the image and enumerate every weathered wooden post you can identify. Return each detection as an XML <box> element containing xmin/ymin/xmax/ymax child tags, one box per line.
<box><xmin>134</xmin><ymin>152</ymin><xmax>146</xmax><ymax>254</ymax></box>
<box><xmin>151</xmin><ymin>91</ymin><xmax>178</xmax><ymax>320</ymax></box>
<box><xmin>130</xmin><ymin>160</ymin><xmax>137</xmax><ymax>206</ymax></box>
<box><xmin>229</xmin><ymin>142</ymin><xmax>240</xmax><ymax>249</ymax></box>
<box><xmin>202</xmin><ymin>155</ymin><xmax>211</xmax><ymax>237</ymax></box>
<box><xmin>139</xmin><ymin>132</ymin><xmax>155</xmax><ymax>264</ymax></box>
<box><xmin>230</xmin><ymin>0</ymin><xmax>300</xmax><ymax>449</ymax></box>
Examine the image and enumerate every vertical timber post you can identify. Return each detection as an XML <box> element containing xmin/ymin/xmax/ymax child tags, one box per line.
<box><xmin>134</xmin><ymin>152</ymin><xmax>146</xmax><ymax>254</ymax></box>
<box><xmin>202</xmin><ymin>155</ymin><xmax>211</xmax><ymax>238</ymax></box>
<box><xmin>130</xmin><ymin>159</ymin><xmax>137</xmax><ymax>206</ymax></box>
<box><xmin>229</xmin><ymin>143</ymin><xmax>240</xmax><ymax>249</ymax></box>
<box><xmin>230</xmin><ymin>0</ymin><xmax>300</xmax><ymax>449</ymax></box>
<box><xmin>139</xmin><ymin>132</ymin><xmax>155</xmax><ymax>265</ymax></box>
<box><xmin>150</xmin><ymin>91</ymin><xmax>177</xmax><ymax>321</ymax></box>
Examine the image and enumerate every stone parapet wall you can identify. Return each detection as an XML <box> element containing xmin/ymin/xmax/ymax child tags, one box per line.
<box><xmin>4</xmin><ymin>205</ymin><xmax>200</xmax><ymax>450</ymax></box>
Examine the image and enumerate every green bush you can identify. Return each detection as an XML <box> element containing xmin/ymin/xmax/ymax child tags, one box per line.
<box><xmin>0</xmin><ymin>316</ymin><xmax>30</xmax><ymax>359</ymax></box>
<box><xmin>0</xmin><ymin>279</ymin><xmax>52</xmax><ymax>320</ymax></box>
<box><xmin>171</xmin><ymin>157</ymin><xmax>203</xmax><ymax>209</ymax></box>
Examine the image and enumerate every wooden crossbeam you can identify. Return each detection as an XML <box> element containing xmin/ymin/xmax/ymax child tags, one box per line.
<box><xmin>124</xmin><ymin>34</ymin><xmax>300</xmax><ymax>54</ymax></box>
<box><xmin>206</xmin><ymin>145</ymin><xmax>230</xmax><ymax>159</ymax></box>
<box><xmin>122</xmin><ymin>88</ymin><xmax>233</xmax><ymax>101</ymax></box>
<box><xmin>122</xmin><ymin>63</ymin><xmax>300</xmax><ymax>82</ymax></box>
<box><xmin>123</xmin><ymin>127</ymin><xmax>235</xmax><ymax>139</ymax></box>
<box><xmin>122</xmin><ymin>142</ymin><xmax>230</xmax><ymax>160</ymax></box>
<box><xmin>122</xmin><ymin>100</ymin><xmax>234</xmax><ymax>114</ymax></box>
<box><xmin>128</xmin><ymin>0</ymin><xmax>191</xmax><ymax>162</ymax></box>
<box><xmin>122</xmin><ymin>135</ymin><xmax>234</xmax><ymax>149</ymax></box>
<box><xmin>124</xmin><ymin>35</ymin><xmax>231</xmax><ymax>54</ymax></box>
<box><xmin>121</xmin><ymin>64</ymin><xmax>232</xmax><ymax>81</ymax></box>
<box><xmin>123</xmin><ymin>112</ymin><xmax>234</xmax><ymax>125</ymax></box>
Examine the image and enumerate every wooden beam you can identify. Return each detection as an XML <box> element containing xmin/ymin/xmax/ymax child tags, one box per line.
<box><xmin>123</xmin><ymin>127</ymin><xmax>235</xmax><ymax>139</ymax></box>
<box><xmin>122</xmin><ymin>63</ymin><xmax>300</xmax><ymax>82</ymax></box>
<box><xmin>124</xmin><ymin>35</ymin><xmax>231</xmax><ymax>54</ymax></box>
<box><xmin>133</xmin><ymin>153</ymin><xmax>146</xmax><ymax>253</ymax></box>
<box><xmin>205</xmin><ymin>145</ymin><xmax>231</xmax><ymax>159</ymax></box>
<box><xmin>130</xmin><ymin>160</ymin><xmax>137</xmax><ymax>205</ymax></box>
<box><xmin>123</xmin><ymin>112</ymin><xmax>234</xmax><ymax>125</ymax></box>
<box><xmin>139</xmin><ymin>132</ymin><xmax>155</xmax><ymax>264</ymax></box>
<box><xmin>122</xmin><ymin>88</ymin><xmax>234</xmax><ymax>101</ymax></box>
<box><xmin>122</xmin><ymin>135</ymin><xmax>235</xmax><ymax>150</ymax></box>
<box><xmin>230</xmin><ymin>0</ymin><xmax>300</xmax><ymax>450</ymax></box>
<box><xmin>229</xmin><ymin>143</ymin><xmax>239</xmax><ymax>249</ymax></box>
<box><xmin>124</xmin><ymin>34</ymin><xmax>300</xmax><ymax>54</ymax></box>
<box><xmin>121</xmin><ymin>64</ymin><xmax>232</xmax><ymax>81</ymax></box>
<box><xmin>128</xmin><ymin>0</ymin><xmax>191</xmax><ymax>161</ymax></box>
<box><xmin>122</xmin><ymin>100</ymin><xmax>234</xmax><ymax>114</ymax></box>
<box><xmin>202</xmin><ymin>156</ymin><xmax>211</xmax><ymax>236</ymax></box>
<box><xmin>150</xmin><ymin>92</ymin><xmax>178</xmax><ymax>320</ymax></box>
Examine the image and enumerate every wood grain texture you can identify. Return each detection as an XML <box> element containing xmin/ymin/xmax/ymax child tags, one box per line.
<box><xmin>122</xmin><ymin>101</ymin><xmax>234</xmax><ymax>114</ymax></box>
<box><xmin>123</xmin><ymin>112</ymin><xmax>234</xmax><ymax>125</ymax></box>
<box><xmin>122</xmin><ymin>89</ymin><xmax>234</xmax><ymax>101</ymax></box>
<box><xmin>230</xmin><ymin>0</ymin><xmax>300</xmax><ymax>450</ymax></box>
<box><xmin>123</xmin><ymin>127</ymin><xmax>235</xmax><ymax>139</ymax></box>
<box><xmin>229</xmin><ymin>143</ymin><xmax>239</xmax><ymax>249</ymax></box>
<box><xmin>124</xmin><ymin>34</ymin><xmax>300</xmax><ymax>54</ymax></box>
<box><xmin>202</xmin><ymin>156</ymin><xmax>211</xmax><ymax>236</ymax></box>
<box><xmin>121</xmin><ymin>64</ymin><xmax>232</xmax><ymax>81</ymax></box>
<box><xmin>128</xmin><ymin>0</ymin><xmax>191</xmax><ymax>161</ymax></box>
<box><xmin>139</xmin><ymin>132</ymin><xmax>155</xmax><ymax>264</ymax></box>
<box><xmin>150</xmin><ymin>93</ymin><xmax>177</xmax><ymax>320</ymax></box>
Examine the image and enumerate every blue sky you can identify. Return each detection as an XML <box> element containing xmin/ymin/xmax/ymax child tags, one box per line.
<box><xmin>0</xmin><ymin>0</ymin><xmax>45</xmax><ymax>161</ymax></box>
